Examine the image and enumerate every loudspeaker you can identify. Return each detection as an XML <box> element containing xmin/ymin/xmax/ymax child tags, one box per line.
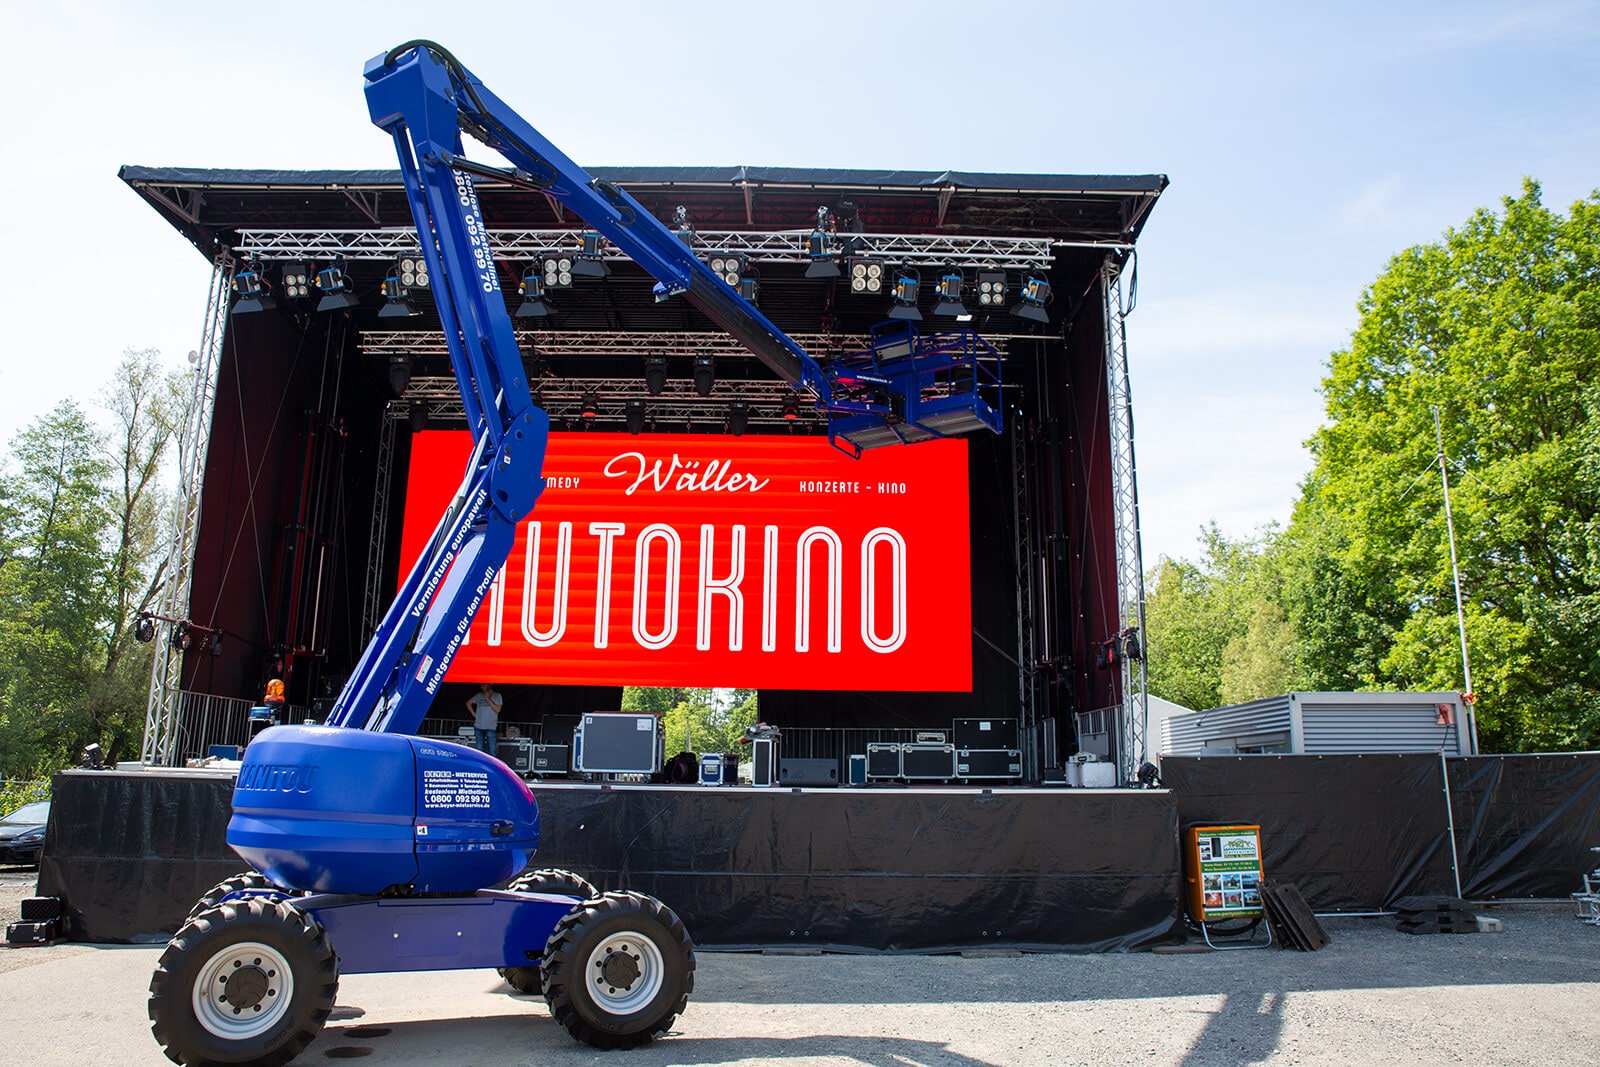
<box><xmin>779</xmin><ymin>757</ymin><xmax>839</xmax><ymax>786</ymax></box>
<box><xmin>751</xmin><ymin>737</ymin><xmax>778</xmax><ymax>786</ymax></box>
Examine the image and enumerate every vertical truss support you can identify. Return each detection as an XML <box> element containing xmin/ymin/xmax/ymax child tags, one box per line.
<box><xmin>1011</xmin><ymin>413</ymin><xmax>1039</xmax><ymax>780</ymax></box>
<box><xmin>1102</xmin><ymin>254</ymin><xmax>1149</xmax><ymax>786</ymax></box>
<box><xmin>361</xmin><ymin>414</ymin><xmax>399</xmax><ymax>644</ymax></box>
<box><xmin>141</xmin><ymin>253</ymin><xmax>232</xmax><ymax>765</ymax></box>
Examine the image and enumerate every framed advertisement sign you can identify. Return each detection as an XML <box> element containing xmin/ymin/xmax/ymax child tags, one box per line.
<box><xmin>398</xmin><ymin>431</ymin><xmax>972</xmax><ymax>691</ymax></box>
<box><xmin>1184</xmin><ymin>824</ymin><xmax>1265</xmax><ymax>922</ymax></box>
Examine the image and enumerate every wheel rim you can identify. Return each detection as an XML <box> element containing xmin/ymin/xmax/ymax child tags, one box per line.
<box><xmin>584</xmin><ymin>930</ymin><xmax>665</xmax><ymax>1014</ymax></box>
<box><xmin>191</xmin><ymin>939</ymin><xmax>295</xmax><ymax>1039</ymax></box>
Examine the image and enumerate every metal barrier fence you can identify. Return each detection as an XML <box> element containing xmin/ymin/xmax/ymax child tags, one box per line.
<box><xmin>170</xmin><ymin>692</ymin><xmax>311</xmax><ymax>762</ymax></box>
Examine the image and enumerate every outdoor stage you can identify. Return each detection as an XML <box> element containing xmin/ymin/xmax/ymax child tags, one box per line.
<box><xmin>38</xmin><ymin>769</ymin><xmax>1182</xmax><ymax>951</ymax></box>
<box><xmin>37</xmin><ymin>752</ymin><xmax>1598</xmax><ymax>949</ymax></box>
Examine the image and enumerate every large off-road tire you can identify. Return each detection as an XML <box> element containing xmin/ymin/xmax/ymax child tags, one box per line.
<box><xmin>499</xmin><ymin>868</ymin><xmax>600</xmax><ymax>995</ymax></box>
<box><xmin>541</xmin><ymin>890</ymin><xmax>695</xmax><ymax>1049</ymax></box>
<box><xmin>149</xmin><ymin>898</ymin><xmax>339</xmax><ymax>1066</ymax></box>
<box><xmin>184</xmin><ymin>871</ymin><xmax>299</xmax><ymax>926</ymax></box>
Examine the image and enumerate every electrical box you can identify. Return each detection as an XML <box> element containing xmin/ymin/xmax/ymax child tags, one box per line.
<box><xmin>1184</xmin><ymin>824</ymin><xmax>1265</xmax><ymax>923</ymax></box>
<box><xmin>574</xmin><ymin>713</ymin><xmax>661</xmax><ymax>774</ymax></box>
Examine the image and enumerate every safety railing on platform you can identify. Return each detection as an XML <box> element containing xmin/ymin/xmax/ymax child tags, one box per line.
<box><xmin>169</xmin><ymin>692</ymin><xmax>310</xmax><ymax>763</ymax></box>
<box><xmin>772</xmin><ymin>727</ymin><xmax>925</xmax><ymax>770</ymax></box>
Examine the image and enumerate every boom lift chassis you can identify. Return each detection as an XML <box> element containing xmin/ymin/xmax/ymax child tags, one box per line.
<box><xmin>147</xmin><ymin>40</ymin><xmax>1002</xmax><ymax>1066</ymax></box>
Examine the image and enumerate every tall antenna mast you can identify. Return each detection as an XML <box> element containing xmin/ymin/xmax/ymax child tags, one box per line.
<box><xmin>1433</xmin><ymin>405</ymin><xmax>1480</xmax><ymax>754</ymax></box>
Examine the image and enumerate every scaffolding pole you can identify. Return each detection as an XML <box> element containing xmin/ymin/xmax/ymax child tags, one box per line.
<box><xmin>1102</xmin><ymin>254</ymin><xmax>1149</xmax><ymax>785</ymax></box>
<box><xmin>141</xmin><ymin>253</ymin><xmax>232</xmax><ymax>765</ymax></box>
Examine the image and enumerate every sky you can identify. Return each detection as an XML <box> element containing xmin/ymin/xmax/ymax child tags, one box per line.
<box><xmin>1</xmin><ymin>1</ymin><xmax>1596</xmax><ymax>567</ymax></box>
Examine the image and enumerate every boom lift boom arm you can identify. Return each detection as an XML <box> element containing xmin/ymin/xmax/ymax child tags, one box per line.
<box><xmin>327</xmin><ymin>41</ymin><xmax>1001</xmax><ymax>735</ymax></box>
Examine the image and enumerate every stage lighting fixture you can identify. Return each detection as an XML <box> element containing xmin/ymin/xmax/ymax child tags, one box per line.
<box><xmin>315</xmin><ymin>265</ymin><xmax>361</xmax><ymax>311</ymax></box>
<box><xmin>708</xmin><ymin>253</ymin><xmax>747</xmax><ymax>287</ymax></box>
<box><xmin>728</xmin><ymin>400</ymin><xmax>750</xmax><ymax>436</ymax></box>
<box><xmin>933</xmin><ymin>268</ymin><xmax>971</xmax><ymax>319</ymax></box>
<box><xmin>1011</xmin><ymin>273</ymin><xmax>1052</xmax><ymax>324</ymax></box>
<box><xmin>387</xmin><ymin>357</ymin><xmax>412</xmax><ymax>398</ymax></box>
<box><xmin>515</xmin><ymin>267</ymin><xmax>555</xmax><ymax>318</ymax></box>
<box><xmin>571</xmin><ymin>231</ymin><xmax>609</xmax><ymax>278</ymax></box>
<box><xmin>541</xmin><ymin>252</ymin><xmax>574</xmax><ymax>289</ymax></box>
<box><xmin>378</xmin><ymin>270</ymin><xmax>421</xmax><ymax>318</ymax></box>
<box><xmin>281</xmin><ymin>263</ymin><xmax>311</xmax><ymax>300</ymax></box>
<box><xmin>976</xmin><ymin>270</ymin><xmax>1008</xmax><ymax>308</ymax></box>
<box><xmin>231</xmin><ymin>263</ymin><xmax>275</xmax><ymax>314</ymax></box>
<box><xmin>781</xmin><ymin>394</ymin><xmax>800</xmax><ymax>420</ymax></box>
<box><xmin>887</xmin><ymin>268</ymin><xmax>922</xmax><ymax>321</ymax></box>
<box><xmin>673</xmin><ymin>205</ymin><xmax>694</xmax><ymax>246</ymax></box>
<box><xmin>408</xmin><ymin>401</ymin><xmax>429</xmax><ymax>434</ymax></box>
<box><xmin>738</xmin><ymin>268</ymin><xmax>760</xmax><ymax>305</ymax></box>
<box><xmin>398</xmin><ymin>253</ymin><xmax>429</xmax><ymax>289</ymax></box>
<box><xmin>580</xmin><ymin>389</ymin><xmax>601</xmax><ymax>419</ymax></box>
<box><xmin>693</xmin><ymin>354</ymin><xmax>716</xmax><ymax>397</ymax></box>
<box><xmin>625</xmin><ymin>398</ymin><xmax>646</xmax><ymax>435</ymax></box>
<box><xmin>805</xmin><ymin>205</ymin><xmax>841</xmax><ymax>278</ymax></box>
<box><xmin>644</xmin><ymin>355</ymin><xmax>668</xmax><ymax>396</ymax></box>
<box><xmin>847</xmin><ymin>257</ymin><xmax>886</xmax><ymax>295</ymax></box>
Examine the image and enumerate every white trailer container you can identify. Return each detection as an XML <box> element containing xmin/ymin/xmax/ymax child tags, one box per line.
<box><xmin>1159</xmin><ymin>691</ymin><xmax>1471</xmax><ymax>757</ymax></box>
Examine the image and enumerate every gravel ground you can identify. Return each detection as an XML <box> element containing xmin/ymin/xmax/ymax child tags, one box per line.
<box><xmin>3</xmin><ymin>868</ymin><xmax>1598</xmax><ymax>1066</ymax></box>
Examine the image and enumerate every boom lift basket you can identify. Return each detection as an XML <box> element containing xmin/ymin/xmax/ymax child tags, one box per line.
<box><xmin>825</xmin><ymin>322</ymin><xmax>1004</xmax><ymax>457</ymax></box>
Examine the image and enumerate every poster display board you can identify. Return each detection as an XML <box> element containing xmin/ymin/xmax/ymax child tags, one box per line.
<box><xmin>1184</xmin><ymin>824</ymin><xmax>1264</xmax><ymax>922</ymax></box>
<box><xmin>400</xmin><ymin>431</ymin><xmax>972</xmax><ymax>690</ymax></box>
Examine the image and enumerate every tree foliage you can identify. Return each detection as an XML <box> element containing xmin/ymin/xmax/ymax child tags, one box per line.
<box><xmin>1146</xmin><ymin>182</ymin><xmax>1600</xmax><ymax>752</ymax></box>
<box><xmin>0</xmin><ymin>349</ymin><xmax>187</xmax><ymax>776</ymax></box>
<box><xmin>621</xmin><ymin>686</ymin><xmax>759</xmax><ymax>757</ymax></box>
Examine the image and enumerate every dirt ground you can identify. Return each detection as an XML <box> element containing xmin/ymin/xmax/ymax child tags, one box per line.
<box><xmin>4</xmin><ymin>864</ymin><xmax>1600</xmax><ymax>1065</ymax></box>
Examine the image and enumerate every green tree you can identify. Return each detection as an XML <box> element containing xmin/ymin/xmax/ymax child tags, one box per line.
<box><xmin>1144</xmin><ymin>525</ymin><xmax>1294</xmax><ymax>709</ymax></box>
<box><xmin>0</xmin><ymin>350</ymin><xmax>188</xmax><ymax>775</ymax></box>
<box><xmin>0</xmin><ymin>399</ymin><xmax>113</xmax><ymax>773</ymax></box>
<box><xmin>1293</xmin><ymin>180</ymin><xmax>1600</xmax><ymax>751</ymax></box>
<box><xmin>623</xmin><ymin>686</ymin><xmax>759</xmax><ymax>756</ymax></box>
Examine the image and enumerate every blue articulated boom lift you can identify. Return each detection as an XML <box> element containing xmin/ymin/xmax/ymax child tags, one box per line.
<box><xmin>147</xmin><ymin>41</ymin><xmax>1003</xmax><ymax>1066</ymax></box>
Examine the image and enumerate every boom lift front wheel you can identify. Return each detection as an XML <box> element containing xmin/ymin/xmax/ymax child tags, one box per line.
<box><xmin>498</xmin><ymin>867</ymin><xmax>599</xmax><ymax>994</ymax></box>
<box><xmin>149</xmin><ymin>898</ymin><xmax>338</xmax><ymax>1067</ymax></box>
<box><xmin>541</xmin><ymin>890</ymin><xmax>696</xmax><ymax>1050</ymax></box>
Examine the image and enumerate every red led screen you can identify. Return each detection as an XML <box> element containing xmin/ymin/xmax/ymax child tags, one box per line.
<box><xmin>399</xmin><ymin>431</ymin><xmax>972</xmax><ymax>691</ymax></box>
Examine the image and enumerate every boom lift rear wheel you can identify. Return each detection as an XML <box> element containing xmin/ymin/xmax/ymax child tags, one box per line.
<box><xmin>185</xmin><ymin>870</ymin><xmax>301</xmax><ymax>925</ymax></box>
<box><xmin>149</xmin><ymin>898</ymin><xmax>338</xmax><ymax>1066</ymax></box>
<box><xmin>541</xmin><ymin>890</ymin><xmax>695</xmax><ymax>1049</ymax></box>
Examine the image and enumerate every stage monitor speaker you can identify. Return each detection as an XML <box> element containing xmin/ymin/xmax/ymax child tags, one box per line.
<box><xmin>953</xmin><ymin>718</ymin><xmax>1019</xmax><ymax>750</ymax></box>
<box><xmin>779</xmin><ymin>757</ymin><xmax>839</xmax><ymax>786</ymax></box>
<box><xmin>751</xmin><ymin>737</ymin><xmax>778</xmax><ymax>786</ymax></box>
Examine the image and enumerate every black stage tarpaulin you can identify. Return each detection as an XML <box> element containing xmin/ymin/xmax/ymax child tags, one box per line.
<box><xmin>530</xmin><ymin>785</ymin><xmax>1183</xmax><ymax>952</ymax></box>
<box><xmin>1448</xmin><ymin>753</ymin><xmax>1600</xmax><ymax>900</ymax></box>
<box><xmin>39</xmin><ymin>770</ymin><xmax>240</xmax><ymax>943</ymax></box>
<box><xmin>36</xmin><ymin>769</ymin><xmax>1182</xmax><ymax>950</ymax></box>
<box><xmin>1161</xmin><ymin>754</ymin><xmax>1459</xmax><ymax>912</ymax></box>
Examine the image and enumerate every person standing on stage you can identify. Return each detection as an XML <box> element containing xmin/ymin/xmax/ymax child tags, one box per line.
<box><xmin>466</xmin><ymin>682</ymin><xmax>503</xmax><ymax>757</ymax></box>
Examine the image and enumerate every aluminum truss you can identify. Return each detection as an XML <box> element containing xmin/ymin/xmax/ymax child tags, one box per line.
<box><xmin>237</xmin><ymin>228</ymin><xmax>1060</xmax><ymax>268</ymax></box>
<box><xmin>360</xmin><ymin>415</ymin><xmax>399</xmax><ymax>645</ymax></box>
<box><xmin>141</xmin><ymin>253</ymin><xmax>232</xmax><ymax>765</ymax></box>
<box><xmin>1011</xmin><ymin>413</ymin><xmax>1039</xmax><ymax>781</ymax></box>
<box><xmin>398</xmin><ymin>376</ymin><xmax>830</xmax><ymax>430</ymax></box>
<box><xmin>1101</xmin><ymin>253</ymin><xmax>1149</xmax><ymax>786</ymax></box>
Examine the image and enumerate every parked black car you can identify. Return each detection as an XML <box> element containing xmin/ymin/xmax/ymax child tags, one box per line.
<box><xmin>0</xmin><ymin>800</ymin><xmax>49</xmax><ymax>865</ymax></box>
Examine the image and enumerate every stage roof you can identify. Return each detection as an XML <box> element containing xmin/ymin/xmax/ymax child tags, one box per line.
<box><xmin>120</xmin><ymin>165</ymin><xmax>1167</xmax><ymax>262</ymax></box>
